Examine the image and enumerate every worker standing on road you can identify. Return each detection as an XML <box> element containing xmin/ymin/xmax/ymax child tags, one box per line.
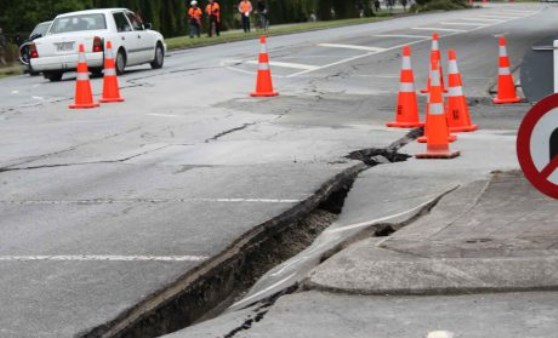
<box><xmin>401</xmin><ymin>0</ymin><xmax>408</xmax><ymax>11</ymax></box>
<box><xmin>205</xmin><ymin>0</ymin><xmax>221</xmax><ymax>37</ymax></box>
<box><xmin>358</xmin><ymin>1</ymin><xmax>365</xmax><ymax>17</ymax></box>
<box><xmin>238</xmin><ymin>0</ymin><xmax>253</xmax><ymax>33</ymax></box>
<box><xmin>188</xmin><ymin>1</ymin><xmax>203</xmax><ymax>38</ymax></box>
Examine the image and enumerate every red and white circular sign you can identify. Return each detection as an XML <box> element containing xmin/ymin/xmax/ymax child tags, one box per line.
<box><xmin>517</xmin><ymin>93</ymin><xmax>558</xmax><ymax>199</ymax></box>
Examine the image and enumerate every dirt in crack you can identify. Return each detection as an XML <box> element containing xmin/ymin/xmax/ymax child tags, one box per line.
<box><xmin>80</xmin><ymin>129</ymin><xmax>416</xmax><ymax>337</ymax></box>
<box><xmin>346</xmin><ymin>148</ymin><xmax>410</xmax><ymax>166</ymax></box>
<box><xmin>222</xmin><ymin>285</ymin><xmax>297</xmax><ymax>338</ymax></box>
<box><xmin>346</xmin><ymin>128</ymin><xmax>420</xmax><ymax>166</ymax></box>
<box><xmin>79</xmin><ymin>167</ymin><xmax>359</xmax><ymax>338</ymax></box>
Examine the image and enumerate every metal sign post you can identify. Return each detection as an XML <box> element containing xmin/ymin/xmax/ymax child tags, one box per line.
<box><xmin>521</xmin><ymin>37</ymin><xmax>556</xmax><ymax>103</ymax></box>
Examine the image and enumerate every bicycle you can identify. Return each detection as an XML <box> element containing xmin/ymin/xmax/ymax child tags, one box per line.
<box><xmin>255</xmin><ymin>11</ymin><xmax>268</xmax><ymax>31</ymax></box>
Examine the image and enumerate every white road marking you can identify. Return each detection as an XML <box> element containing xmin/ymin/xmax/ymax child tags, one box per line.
<box><xmin>287</xmin><ymin>51</ymin><xmax>385</xmax><ymax>77</ymax></box>
<box><xmin>427</xmin><ymin>331</ymin><xmax>455</xmax><ymax>338</ymax></box>
<box><xmin>148</xmin><ymin>113</ymin><xmax>179</xmax><ymax>118</ymax></box>
<box><xmin>222</xmin><ymin>59</ymin><xmax>287</xmax><ymax>77</ymax></box>
<box><xmin>477</xmin><ymin>15</ymin><xmax>521</xmax><ymax>19</ymax></box>
<box><xmin>499</xmin><ymin>11</ymin><xmax>538</xmax><ymax>15</ymax></box>
<box><xmin>220</xmin><ymin>58</ymin><xmax>246</xmax><ymax>67</ymax></box>
<box><xmin>32</xmin><ymin>96</ymin><xmax>44</xmax><ymax>100</ymax></box>
<box><xmin>364</xmin><ymin>74</ymin><xmax>399</xmax><ymax>78</ymax></box>
<box><xmin>0</xmin><ymin>255</ymin><xmax>209</xmax><ymax>262</ymax></box>
<box><xmin>500</xmin><ymin>9</ymin><xmax>539</xmax><ymax>13</ymax></box>
<box><xmin>373</xmin><ymin>34</ymin><xmax>431</xmax><ymax>39</ymax></box>
<box><xmin>1</xmin><ymin>198</ymin><xmax>302</xmax><ymax>204</ymax></box>
<box><xmin>246</xmin><ymin>60</ymin><xmax>319</xmax><ymax>70</ymax></box>
<box><xmin>226</xmin><ymin>66</ymin><xmax>257</xmax><ymax>76</ymax></box>
<box><xmin>412</xmin><ymin>27</ymin><xmax>467</xmax><ymax>32</ymax></box>
<box><xmin>440</xmin><ymin>22</ymin><xmax>490</xmax><ymax>26</ymax></box>
<box><xmin>11</xmin><ymin>90</ymin><xmax>19</xmax><ymax>95</ymax></box>
<box><xmin>318</xmin><ymin>43</ymin><xmax>386</xmax><ymax>52</ymax></box>
<box><xmin>287</xmin><ymin>35</ymin><xmax>442</xmax><ymax>77</ymax></box>
<box><xmin>207</xmin><ymin>198</ymin><xmax>300</xmax><ymax>203</ymax></box>
<box><xmin>284</xmin><ymin>8</ymin><xmax>542</xmax><ymax>78</ymax></box>
<box><xmin>461</xmin><ymin>17</ymin><xmax>503</xmax><ymax>22</ymax></box>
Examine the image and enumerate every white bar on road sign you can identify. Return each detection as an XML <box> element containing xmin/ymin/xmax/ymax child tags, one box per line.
<box><xmin>554</xmin><ymin>40</ymin><xmax>558</xmax><ymax>93</ymax></box>
<box><xmin>530</xmin><ymin>108</ymin><xmax>558</xmax><ymax>183</ymax></box>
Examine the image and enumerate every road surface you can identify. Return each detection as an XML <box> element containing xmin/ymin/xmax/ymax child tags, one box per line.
<box><xmin>0</xmin><ymin>3</ymin><xmax>556</xmax><ymax>337</ymax></box>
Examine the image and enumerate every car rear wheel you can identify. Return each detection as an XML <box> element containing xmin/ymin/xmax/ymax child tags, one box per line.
<box><xmin>45</xmin><ymin>72</ymin><xmax>63</xmax><ymax>82</ymax></box>
<box><xmin>150</xmin><ymin>43</ymin><xmax>164</xmax><ymax>69</ymax></box>
<box><xmin>115</xmin><ymin>49</ymin><xmax>126</xmax><ymax>75</ymax></box>
<box><xmin>28</xmin><ymin>65</ymin><xmax>40</xmax><ymax>76</ymax></box>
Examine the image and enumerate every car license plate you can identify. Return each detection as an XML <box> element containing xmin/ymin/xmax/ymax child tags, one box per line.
<box><xmin>56</xmin><ymin>42</ymin><xmax>75</xmax><ymax>51</ymax></box>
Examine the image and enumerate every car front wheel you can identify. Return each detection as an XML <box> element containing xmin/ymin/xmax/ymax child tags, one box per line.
<box><xmin>45</xmin><ymin>72</ymin><xmax>63</xmax><ymax>82</ymax></box>
<box><xmin>150</xmin><ymin>43</ymin><xmax>164</xmax><ymax>69</ymax></box>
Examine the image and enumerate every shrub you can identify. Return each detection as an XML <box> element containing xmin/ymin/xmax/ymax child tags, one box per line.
<box><xmin>411</xmin><ymin>0</ymin><xmax>470</xmax><ymax>12</ymax></box>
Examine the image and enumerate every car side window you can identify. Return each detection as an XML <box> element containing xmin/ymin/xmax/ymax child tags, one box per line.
<box><xmin>125</xmin><ymin>12</ymin><xmax>143</xmax><ymax>31</ymax></box>
<box><xmin>113</xmin><ymin>12</ymin><xmax>132</xmax><ymax>32</ymax></box>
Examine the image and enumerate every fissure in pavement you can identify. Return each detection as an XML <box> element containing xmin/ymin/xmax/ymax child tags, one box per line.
<box><xmin>79</xmin><ymin>131</ymin><xmax>417</xmax><ymax>338</ymax></box>
<box><xmin>79</xmin><ymin>165</ymin><xmax>361</xmax><ymax>338</ymax></box>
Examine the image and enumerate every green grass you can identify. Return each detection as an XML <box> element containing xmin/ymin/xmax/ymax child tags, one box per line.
<box><xmin>0</xmin><ymin>13</ymin><xmax>401</xmax><ymax>79</ymax></box>
<box><xmin>0</xmin><ymin>64</ymin><xmax>24</xmax><ymax>79</ymax></box>
<box><xmin>166</xmin><ymin>16</ymin><xmax>393</xmax><ymax>50</ymax></box>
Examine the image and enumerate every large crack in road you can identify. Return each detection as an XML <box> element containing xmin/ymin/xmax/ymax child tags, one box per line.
<box><xmin>77</xmin><ymin>127</ymin><xmax>422</xmax><ymax>338</ymax></box>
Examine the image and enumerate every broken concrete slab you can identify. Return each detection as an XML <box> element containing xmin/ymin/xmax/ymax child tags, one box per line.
<box><xmin>307</xmin><ymin>171</ymin><xmax>558</xmax><ymax>295</ymax></box>
<box><xmin>167</xmin><ymin>290</ymin><xmax>558</xmax><ymax>338</ymax></box>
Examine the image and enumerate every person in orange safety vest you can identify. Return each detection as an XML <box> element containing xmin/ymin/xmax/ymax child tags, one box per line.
<box><xmin>205</xmin><ymin>0</ymin><xmax>221</xmax><ymax>37</ymax></box>
<box><xmin>238</xmin><ymin>0</ymin><xmax>253</xmax><ymax>33</ymax></box>
<box><xmin>188</xmin><ymin>1</ymin><xmax>203</xmax><ymax>38</ymax></box>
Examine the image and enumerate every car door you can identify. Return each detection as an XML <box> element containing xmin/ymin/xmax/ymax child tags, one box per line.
<box><xmin>125</xmin><ymin>11</ymin><xmax>155</xmax><ymax>63</ymax></box>
<box><xmin>112</xmin><ymin>11</ymin><xmax>140</xmax><ymax>64</ymax></box>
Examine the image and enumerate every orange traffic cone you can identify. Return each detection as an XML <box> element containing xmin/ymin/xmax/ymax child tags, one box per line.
<box><xmin>421</xmin><ymin>33</ymin><xmax>446</xmax><ymax>94</ymax></box>
<box><xmin>251</xmin><ymin>35</ymin><xmax>278</xmax><ymax>97</ymax></box>
<box><xmin>387</xmin><ymin>45</ymin><xmax>422</xmax><ymax>128</ymax></box>
<box><xmin>416</xmin><ymin>58</ymin><xmax>460</xmax><ymax>159</ymax></box>
<box><xmin>417</xmin><ymin>56</ymin><xmax>457</xmax><ymax>143</ymax></box>
<box><xmin>69</xmin><ymin>44</ymin><xmax>99</xmax><ymax>109</ymax></box>
<box><xmin>100</xmin><ymin>41</ymin><xmax>124</xmax><ymax>103</ymax></box>
<box><xmin>493</xmin><ymin>36</ymin><xmax>520</xmax><ymax>104</ymax></box>
<box><xmin>447</xmin><ymin>49</ymin><xmax>477</xmax><ymax>132</ymax></box>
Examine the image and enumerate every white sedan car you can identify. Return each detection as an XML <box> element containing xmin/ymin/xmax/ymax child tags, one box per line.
<box><xmin>30</xmin><ymin>8</ymin><xmax>166</xmax><ymax>82</ymax></box>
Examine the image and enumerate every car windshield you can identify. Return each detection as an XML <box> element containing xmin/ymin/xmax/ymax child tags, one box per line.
<box><xmin>30</xmin><ymin>22</ymin><xmax>52</xmax><ymax>38</ymax></box>
<box><xmin>49</xmin><ymin>14</ymin><xmax>107</xmax><ymax>34</ymax></box>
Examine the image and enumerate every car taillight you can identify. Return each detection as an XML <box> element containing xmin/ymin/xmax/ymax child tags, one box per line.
<box><xmin>29</xmin><ymin>43</ymin><xmax>39</xmax><ymax>58</ymax></box>
<box><xmin>92</xmin><ymin>36</ymin><xmax>103</xmax><ymax>53</ymax></box>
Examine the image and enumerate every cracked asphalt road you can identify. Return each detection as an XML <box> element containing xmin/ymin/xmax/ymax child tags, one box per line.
<box><xmin>0</xmin><ymin>3</ymin><xmax>555</xmax><ymax>337</ymax></box>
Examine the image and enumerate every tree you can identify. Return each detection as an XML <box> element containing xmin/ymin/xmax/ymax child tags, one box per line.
<box><xmin>0</xmin><ymin>0</ymin><xmax>374</xmax><ymax>38</ymax></box>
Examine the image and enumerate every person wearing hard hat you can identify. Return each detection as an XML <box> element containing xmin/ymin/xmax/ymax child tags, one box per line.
<box><xmin>187</xmin><ymin>0</ymin><xmax>203</xmax><ymax>38</ymax></box>
<box><xmin>205</xmin><ymin>0</ymin><xmax>221</xmax><ymax>37</ymax></box>
<box><xmin>238</xmin><ymin>0</ymin><xmax>253</xmax><ymax>33</ymax></box>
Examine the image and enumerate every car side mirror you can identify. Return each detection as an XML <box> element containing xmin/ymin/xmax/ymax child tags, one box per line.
<box><xmin>144</xmin><ymin>23</ymin><xmax>152</xmax><ymax>30</ymax></box>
